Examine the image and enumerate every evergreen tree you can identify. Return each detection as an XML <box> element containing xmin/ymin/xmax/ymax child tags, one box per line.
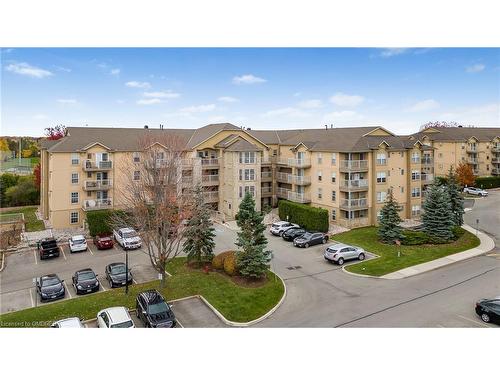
<box><xmin>235</xmin><ymin>192</ymin><xmax>271</xmax><ymax>279</ymax></box>
<box><xmin>182</xmin><ymin>186</ymin><xmax>216</xmax><ymax>265</ymax></box>
<box><xmin>446</xmin><ymin>167</ymin><xmax>465</xmax><ymax>226</ymax></box>
<box><xmin>377</xmin><ymin>189</ymin><xmax>403</xmax><ymax>243</ymax></box>
<box><xmin>422</xmin><ymin>182</ymin><xmax>455</xmax><ymax>242</ymax></box>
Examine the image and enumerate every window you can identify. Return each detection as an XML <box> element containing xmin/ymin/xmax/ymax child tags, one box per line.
<box><xmin>411</xmin><ymin>170</ymin><xmax>421</xmax><ymax>180</ymax></box>
<box><xmin>239</xmin><ymin>186</ymin><xmax>243</xmax><ymax>198</ymax></box>
<box><xmin>412</xmin><ymin>187</ymin><xmax>421</xmax><ymax>197</ymax></box>
<box><xmin>376</xmin><ymin>153</ymin><xmax>387</xmax><ymax>165</ymax></box>
<box><xmin>241</xmin><ymin>169</ymin><xmax>255</xmax><ymax>181</ymax></box>
<box><xmin>87</xmin><ymin>191</ymin><xmax>91</xmax><ymax>197</ymax></box>
<box><xmin>401</xmin><ymin>169</ymin><xmax>404</xmax><ymax>175</ymax></box>
<box><xmin>133</xmin><ymin>170</ymin><xmax>140</xmax><ymax>180</ymax></box>
<box><xmin>377</xmin><ymin>191</ymin><xmax>387</xmax><ymax>203</ymax></box>
<box><xmin>412</xmin><ymin>205</ymin><xmax>421</xmax><ymax>216</ymax></box>
<box><xmin>317</xmin><ymin>153</ymin><xmax>323</xmax><ymax>164</ymax></box>
<box><xmin>438</xmin><ymin>153</ymin><xmax>443</xmax><ymax>158</ymax></box>
<box><xmin>331</xmin><ymin>172</ymin><xmax>336</xmax><ymax>183</ymax></box>
<box><xmin>331</xmin><ymin>190</ymin><xmax>336</xmax><ymax>202</ymax></box>
<box><xmin>71</xmin><ymin>153</ymin><xmax>79</xmax><ymax>165</ymax></box>
<box><xmin>244</xmin><ymin>185</ymin><xmax>255</xmax><ymax>197</ymax></box>
<box><xmin>401</xmin><ymin>187</ymin><xmax>404</xmax><ymax>193</ymax></box>
<box><xmin>71</xmin><ymin>173</ymin><xmax>79</xmax><ymax>184</ymax></box>
<box><xmin>411</xmin><ymin>152</ymin><xmax>420</xmax><ymax>163</ymax></box>
<box><xmin>331</xmin><ymin>153</ymin><xmax>337</xmax><ymax>166</ymax></box>
<box><xmin>376</xmin><ymin>171</ymin><xmax>387</xmax><ymax>183</ymax></box>
<box><xmin>318</xmin><ymin>171</ymin><xmax>322</xmax><ymax>182</ymax></box>
<box><xmin>87</xmin><ymin>153</ymin><xmax>92</xmax><ymax>160</ymax></box>
<box><xmin>70</xmin><ymin>211</ymin><xmax>79</xmax><ymax>224</ymax></box>
<box><xmin>331</xmin><ymin>209</ymin><xmax>336</xmax><ymax>220</ymax></box>
<box><xmin>239</xmin><ymin>152</ymin><xmax>255</xmax><ymax>164</ymax></box>
<box><xmin>317</xmin><ymin>188</ymin><xmax>322</xmax><ymax>199</ymax></box>
<box><xmin>133</xmin><ymin>152</ymin><xmax>140</xmax><ymax>163</ymax></box>
<box><xmin>273</xmin><ymin>149</ymin><xmax>278</xmax><ymax>156</ymax></box>
<box><xmin>71</xmin><ymin>192</ymin><xmax>79</xmax><ymax>204</ymax></box>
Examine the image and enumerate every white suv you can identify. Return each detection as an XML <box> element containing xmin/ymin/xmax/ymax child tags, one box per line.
<box><xmin>97</xmin><ymin>307</ymin><xmax>135</xmax><ymax>328</ymax></box>
<box><xmin>113</xmin><ymin>227</ymin><xmax>142</xmax><ymax>250</ymax></box>
<box><xmin>270</xmin><ymin>221</ymin><xmax>299</xmax><ymax>236</ymax></box>
<box><xmin>463</xmin><ymin>187</ymin><xmax>488</xmax><ymax>196</ymax></box>
<box><xmin>69</xmin><ymin>235</ymin><xmax>88</xmax><ymax>253</ymax></box>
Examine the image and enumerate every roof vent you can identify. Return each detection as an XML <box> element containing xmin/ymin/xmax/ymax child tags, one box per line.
<box><xmin>247</xmin><ymin>127</ymin><xmax>251</xmax><ymax>131</ymax></box>
<box><xmin>144</xmin><ymin>125</ymin><xmax>149</xmax><ymax>129</ymax></box>
<box><xmin>330</xmin><ymin>124</ymin><xmax>334</xmax><ymax>129</ymax></box>
<box><xmin>324</xmin><ymin>124</ymin><xmax>328</xmax><ymax>130</ymax></box>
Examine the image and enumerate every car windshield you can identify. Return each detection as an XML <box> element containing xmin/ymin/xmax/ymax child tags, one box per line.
<box><xmin>302</xmin><ymin>233</ymin><xmax>312</xmax><ymax>239</ymax></box>
<box><xmin>148</xmin><ymin>301</ymin><xmax>169</xmax><ymax>315</ymax></box>
<box><xmin>111</xmin><ymin>320</ymin><xmax>134</xmax><ymax>328</ymax></box>
<box><xmin>42</xmin><ymin>277</ymin><xmax>60</xmax><ymax>286</ymax></box>
<box><xmin>99</xmin><ymin>236</ymin><xmax>111</xmax><ymax>241</ymax></box>
<box><xmin>78</xmin><ymin>271</ymin><xmax>95</xmax><ymax>281</ymax></box>
<box><xmin>72</xmin><ymin>239</ymin><xmax>86</xmax><ymax>245</ymax></box>
<box><xmin>123</xmin><ymin>231</ymin><xmax>137</xmax><ymax>238</ymax></box>
<box><xmin>111</xmin><ymin>265</ymin><xmax>126</xmax><ymax>274</ymax></box>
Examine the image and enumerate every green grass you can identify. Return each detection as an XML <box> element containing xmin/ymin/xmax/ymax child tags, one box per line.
<box><xmin>0</xmin><ymin>206</ymin><xmax>44</xmax><ymax>232</ymax></box>
<box><xmin>0</xmin><ymin>258</ymin><xmax>285</xmax><ymax>327</ymax></box>
<box><xmin>332</xmin><ymin>227</ymin><xmax>480</xmax><ymax>277</ymax></box>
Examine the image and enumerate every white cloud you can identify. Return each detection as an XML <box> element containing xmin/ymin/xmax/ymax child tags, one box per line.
<box><xmin>232</xmin><ymin>74</ymin><xmax>266</xmax><ymax>85</ymax></box>
<box><xmin>208</xmin><ymin>115</ymin><xmax>226</xmax><ymax>123</ymax></box>
<box><xmin>143</xmin><ymin>90</ymin><xmax>180</xmax><ymax>99</ymax></box>
<box><xmin>466</xmin><ymin>64</ymin><xmax>485</xmax><ymax>73</ymax></box>
<box><xmin>33</xmin><ymin>114</ymin><xmax>48</xmax><ymax>120</ymax></box>
<box><xmin>298</xmin><ymin>99</ymin><xmax>323</xmax><ymax>109</ymax></box>
<box><xmin>57</xmin><ymin>99</ymin><xmax>77</xmax><ymax>104</ymax></box>
<box><xmin>408</xmin><ymin>99</ymin><xmax>440</xmax><ymax>112</ymax></box>
<box><xmin>218</xmin><ymin>96</ymin><xmax>239</xmax><ymax>103</ymax></box>
<box><xmin>379</xmin><ymin>48</ymin><xmax>409</xmax><ymax>58</ymax></box>
<box><xmin>54</xmin><ymin>66</ymin><xmax>71</xmax><ymax>73</ymax></box>
<box><xmin>110</xmin><ymin>68</ymin><xmax>121</xmax><ymax>76</ymax></box>
<box><xmin>262</xmin><ymin>107</ymin><xmax>310</xmax><ymax>118</ymax></box>
<box><xmin>330</xmin><ymin>93</ymin><xmax>365</xmax><ymax>107</ymax></box>
<box><xmin>125</xmin><ymin>81</ymin><xmax>151</xmax><ymax>89</ymax></box>
<box><xmin>137</xmin><ymin>98</ymin><xmax>163</xmax><ymax>105</ymax></box>
<box><xmin>437</xmin><ymin>102</ymin><xmax>500</xmax><ymax>126</ymax></box>
<box><xmin>180</xmin><ymin>104</ymin><xmax>216</xmax><ymax>113</ymax></box>
<box><xmin>5</xmin><ymin>62</ymin><xmax>53</xmax><ymax>78</ymax></box>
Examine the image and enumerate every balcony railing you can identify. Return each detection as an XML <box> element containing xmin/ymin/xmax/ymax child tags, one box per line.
<box><xmin>340</xmin><ymin>198</ymin><xmax>368</xmax><ymax>210</ymax></box>
<box><xmin>411</xmin><ymin>158</ymin><xmax>421</xmax><ymax>164</ymax></box>
<box><xmin>492</xmin><ymin>158</ymin><xmax>500</xmax><ymax>164</ymax></box>
<box><xmin>376</xmin><ymin>159</ymin><xmax>387</xmax><ymax>166</ymax></box>
<box><xmin>201</xmin><ymin>158</ymin><xmax>219</xmax><ymax>168</ymax></box>
<box><xmin>340</xmin><ymin>179</ymin><xmax>368</xmax><ymax>191</ymax></box>
<box><xmin>492</xmin><ymin>168</ymin><xmax>500</xmax><ymax>175</ymax></box>
<box><xmin>466</xmin><ymin>146</ymin><xmax>478</xmax><ymax>153</ymax></box>
<box><xmin>202</xmin><ymin>175</ymin><xmax>219</xmax><ymax>185</ymax></box>
<box><xmin>83</xmin><ymin>198</ymin><xmax>112</xmax><ymax>211</ymax></box>
<box><xmin>467</xmin><ymin>159</ymin><xmax>478</xmax><ymax>165</ymax></box>
<box><xmin>261</xmin><ymin>171</ymin><xmax>273</xmax><ymax>180</ymax></box>
<box><xmin>492</xmin><ymin>146</ymin><xmax>500</xmax><ymax>153</ymax></box>
<box><xmin>340</xmin><ymin>160</ymin><xmax>369</xmax><ymax>171</ymax></box>
<box><xmin>202</xmin><ymin>191</ymin><xmax>219</xmax><ymax>202</ymax></box>
<box><xmin>421</xmin><ymin>174</ymin><xmax>434</xmax><ymax>184</ymax></box>
<box><xmin>261</xmin><ymin>186</ymin><xmax>273</xmax><ymax>196</ymax></box>
<box><xmin>287</xmin><ymin>191</ymin><xmax>311</xmax><ymax>203</ymax></box>
<box><xmin>337</xmin><ymin>217</ymin><xmax>370</xmax><ymax>229</ymax></box>
<box><xmin>83</xmin><ymin>179</ymin><xmax>113</xmax><ymax>191</ymax></box>
<box><xmin>276</xmin><ymin>172</ymin><xmax>310</xmax><ymax>185</ymax></box>
<box><xmin>277</xmin><ymin>158</ymin><xmax>311</xmax><ymax>168</ymax></box>
<box><xmin>82</xmin><ymin>160</ymin><xmax>112</xmax><ymax>171</ymax></box>
<box><xmin>422</xmin><ymin>157</ymin><xmax>433</xmax><ymax>165</ymax></box>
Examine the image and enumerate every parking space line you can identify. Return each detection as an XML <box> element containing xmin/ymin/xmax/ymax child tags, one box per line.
<box><xmin>29</xmin><ymin>288</ymin><xmax>35</xmax><ymax>307</ymax></box>
<box><xmin>60</xmin><ymin>246</ymin><xmax>67</xmax><ymax>260</ymax></box>
<box><xmin>457</xmin><ymin>315</ymin><xmax>490</xmax><ymax>328</ymax></box>
<box><xmin>176</xmin><ymin>318</ymin><xmax>184</xmax><ymax>328</ymax></box>
<box><xmin>88</xmin><ymin>246</ymin><xmax>94</xmax><ymax>255</ymax></box>
<box><xmin>33</xmin><ymin>249</ymin><xmax>38</xmax><ymax>265</ymax></box>
<box><xmin>64</xmin><ymin>281</ymin><xmax>73</xmax><ymax>298</ymax></box>
<box><xmin>100</xmin><ymin>282</ymin><xmax>107</xmax><ymax>291</ymax></box>
<box><xmin>132</xmin><ymin>279</ymin><xmax>138</xmax><ymax>284</ymax></box>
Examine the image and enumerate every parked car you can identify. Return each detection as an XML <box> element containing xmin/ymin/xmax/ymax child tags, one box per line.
<box><xmin>136</xmin><ymin>290</ymin><xmax>176</xmax><ymax>328</ymax></box>
<box><xmin>35</xmin><ymin>274</ymin><xmax>65</xmax><ymax>302</ymax></box>
<box><xmin>293</xmin><ymin>232</ymin><xmax>328</xmax><ymax>248</ymax></box>
<box><xmin>113</xmin><ymin>227</ymin><xmax>142</xmax><ymax>250</ymax></box>
<box><xmin>72</xmin><ymin>268</ymin><xmax>100</xmax><ymax>295</ymax></box>
<box><xmin>97</xmin><ymin>307</ymin><xmax>135</xmax><ymax>328</ymax></box>
<box><xmin>69</xmin><ymin>235</ymin><xmax>88</xmax><ymax>253</ymax></box>
<box><xmin>51</xmin><ymin>317</ymin><xmax>84</xmax><ymax>328</ymax></box>
<box><xmin>93</xmin><ymin>233</ymin><xmax>114</xmax><ymax>250</ymax></box>
<box><xmin>463</xmin><ymin>186</ymin><xmax>488</xmax><ymax>196</ymax></box>
<box><xmin>324</xmin><ymin>243</ymin><xmax>366</xmax><ymax>265</ymax></box>
<box><xmin>37</xmin><ymin>238</ymin><xmax>60</xmax><ymax>260</ymax></box>
<box><xmin>282</xmin><ymin>227</ymin><xmax>306</xmax><ymax>241</ymax></box>
<box><xmin>270</xmin><ymin>221</ymin><xmax>299</xmax><ymax>236</ymax></box>
<box><xmin>105</xmin><ymin>262</ymin><xmax>133</xmax><ymax>288</ymax></box>
<box><xmin>475</xmin><ymin>298</ymin><xmax>500</xmax><ymax>324</ymax></box>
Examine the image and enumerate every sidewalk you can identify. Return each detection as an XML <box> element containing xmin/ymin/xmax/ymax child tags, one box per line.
<box><xmin>381</xmin><ymin>224</ymin><xmax>495</xmax><ymax>280</ymax></box>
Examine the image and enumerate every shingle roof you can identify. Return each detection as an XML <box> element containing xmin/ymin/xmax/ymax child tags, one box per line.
<box><xmin>414</xmin><ymin>127</ymin><xmax>500</xmax><ymax>142</ymax></box>
<box><xmin>224</xmin><ymin>138</ymin><xmax>262</xmax><ymax>152</ymax></box>
<box><xmin>186</xmin><ymin>123</ymin><xmax>241</xmax><ymax>148</ymax></box>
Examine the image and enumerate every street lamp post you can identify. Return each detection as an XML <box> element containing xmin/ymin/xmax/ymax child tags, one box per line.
<box><xmin>476</xmin><ymin>218</ymin><xmax>479</xmax><ymax>237</ymax></box>
<box><xmin>125</xmin><ymin>248</ymin><xmax>129</xmax><ymax>294</ymax></box>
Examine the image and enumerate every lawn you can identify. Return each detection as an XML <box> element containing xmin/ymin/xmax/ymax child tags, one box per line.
<box><xmin>0</xmin><ymin>206</ymin><xmax>44</xmax><ymax>232</ymax></box>
<box><xmin>0</xmin><ymin>257</ymin><xmax>285</xmax><ymax>327</ymax></box>
<box><xmin>332</xmin><ymin>227</ymin><xmax>480</xmax><ymax>277</ymax></box>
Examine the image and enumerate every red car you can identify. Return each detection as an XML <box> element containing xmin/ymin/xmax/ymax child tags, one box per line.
<box><xmin>93</xmin><ymin>233</ymin><xmax>114</xmax><ymax>250</ymax></box>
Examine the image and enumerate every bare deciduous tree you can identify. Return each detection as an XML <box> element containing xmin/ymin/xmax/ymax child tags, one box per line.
<box><xmin>110</xmin><ymin>132</ymin><xmax>192</xmax><ymax>286</ymax></box>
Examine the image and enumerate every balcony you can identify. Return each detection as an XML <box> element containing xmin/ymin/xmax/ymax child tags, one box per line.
<box><xmin>82</xmin><ymin>198</ymin><xmax>113</xmax><ymax>211</ymax></box>
<box><xmin>276</xmin><ymin>188</ymin><xmax>310</xmax><ymax>203</ymax></box>
<box><xmin>261</xmin><ymin>156</ymin><xmax>277</xmax><ymax>165</ymax></box>
<box><xmin>276</xmin><ymin>172</ymin><xmax>310</xmax><ymax>185</ymax></box>
<box><xmin>82</xmin><ymin>160</ymin><xmax>112</xmax><ymax>171</ymax></box>
<box><xmin>277</xmin><ymin>158</ymin><xmax>311</xmax><ymax>168</ymax></box>
<box><xmin>202</xmin><ymin>174</ymin><xmax>219</xmax><ymax>186</ymax></box>
<box><xmin>202</xmin><ymin>191</ymin><xmax>219</xmax><ymax>203</ymax></box>
<box><xmin>376</xmin><ymin>159</ymin><xmax>387</xmax><ymax>166</ymax></box>
<box><xmin>466</xmin><ymin>146</ymin><xmax>478</xmax><ymax>153</ymax></box>
<box><xmin>340</xmin><ymin>198</ymin><xmax>368</xmax><ymax>210</ymax></box>
<box><xmin>467</xmin><ymin>158</ymin><xmax>478</xmax><ymax>165</ymax></box>
<box><xmin>337</xmin><ymin>217</ymin><xmax>369</xmax><ymax>229</ymax></box>
<box><xmin>422</xmin><ymin>157</ymin><xmax>433</xmax><ymax>165</ymax></box>
<box><xmin>83</xmin><ymin>179</ymin><xmax>113</xmax><ymax>191</ymax></box>
<box><xmin>261</xmin><ymin>185</ymin><xmax>273</xmax><ymax>197</ymax></box>
<box><xmin>181</xmin><ymin>176</ymin><xmax>193</xmax><ymax>185</ymax></box>
<box><xmin>492</xmin><ymin>146</ymin><xmax>500</xmax><ymax>153</ymax></box>
<box><xmin>411</xmin><ymin>158</ymin><xmax>421</xmax><ymax>164</ymax></box>
<box><xmin>339</xmin><ymin>179</ymin><xmax>369</xmax><ymax>192</ymax></box>
<box><xmin>421</xmin><ymin>174</ymin><xmax>434</xmax><ymax>184</ymax></box>
<box><xmin>201</xmin><ymin>158</ymin><xmax>219</xmax><ymax>169</ymax></box>
<box><xmin>492</xmin><ymin>158</ymin><xmax>500</xmax><ymax>164</ymax></box>
<box><xmin>261</xmin><ymin>171</ymin><xmax>273</xmax><ymax>181</ymax></box>
<box><xmin>492</xmin><ymin>168</ymin><xmax>500</xmax><ymax>175</ymax></box>
<box><xmin>340</xmin><ymin>160</ymin><xmax>369</xmax><ymax>172</ymax></box>
<box><xmin>180</xmin><ymin>158</ymin><xmax>194</xmax><ymax>169</ymax></box>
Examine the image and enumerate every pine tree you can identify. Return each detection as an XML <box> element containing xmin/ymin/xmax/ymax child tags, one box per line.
<box><xmin>182</xmin><ymin>186</ymin><xmax>216</xmax><ymax>266</ymax></box>
<box><xmin>446</xmin><ymin>167</ymin><xmax>464</xmax><ymax>226</ymax></box>
<box><xmin>422</xmin><ymin>182</ymin><xmax>455</xmax><ymax>242</ymax></box>
<box><xmin>377</xmin><ymin>189</ymin><xmax>403</xmax><ymax>243</ymax></box>
<box><xmin>235</xmin><ymin>191</ymin><xmax>271</xmax><ymax>279</ymax></box>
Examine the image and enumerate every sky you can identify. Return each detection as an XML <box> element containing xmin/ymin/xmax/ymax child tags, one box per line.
<box><xmin>1</xmin><ymin>48</ymin><xmax>499</xmax><ymax>136</ymax></box>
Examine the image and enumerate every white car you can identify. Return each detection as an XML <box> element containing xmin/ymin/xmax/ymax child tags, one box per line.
<box><xmin>113</xmin><ymin>227</ymin><xmax>142</xmax><ymax>250</ymax></box>
<box><xmin>463</xmin><ymin>187</ymin><xmax>488</xmax><ymax>196</ymax></box>
<box><xmin>97</xmin><ymin>307</ymin><xmax>135</xmax><ymax>328</ymax></box>
<box><xmin>51</xmin><ymin>317</ymin><xmax>84</xmax><ymax>328</ymax></box>
<box><xmin>324</xmin><ymin>243</ymin><xmax>366</xmax><ymax>265</ymax></box>
<box><xmin>69</xmin><ymin>235</ymin><xmax>88</xmax><ymax>253</ymax></box>
<box><xmin>270</xmin><ymin>221</ymin><xmax>299</xmax><ymax>236</ymax></box>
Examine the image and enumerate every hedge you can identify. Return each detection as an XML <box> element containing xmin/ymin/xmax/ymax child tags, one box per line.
<box><xmin>86</xmin><ymin>210</ymin><xmax>114</xmax><ymax>236</ymax></box>
<box><xmin>475</xmin><ymin>176</ymin><xmax>500</xmax><ymax>189</ymax></box>
<box><xmin>278</xmin><ymin>200</ymin><xmax>329</xmax><ymax>232</ymax></box>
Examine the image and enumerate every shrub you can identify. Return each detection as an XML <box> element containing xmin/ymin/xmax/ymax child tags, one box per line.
<box><xmin>278</xmin><ymin>200</ymin><xmax>329</xmax><ymax>232</ymax></box>
<box><xmin>212</xmin><ymin>250</ymin><xmax>234</xmax><ymax>270</ymax></box>
<box><xmin>86</xmin><ymin>210</ymin><xmax>114</xmax><ymax>236</ymax></box>
<box><xmin>401</xmin><ymin>230</ymin><xmax>429</xmax><ymax>245</ymax></box>
<box><xmin>451</xmin><ymin>226</ymin><xmax>465</xmax><ymax>240</ymax></box>
<box><xmin>474</xmin><ymin>176</ymin><xmax>500</xmax><ymax>189</ymax></box>
<box><xmin>223</xmin><ymin>252</ymin><xmax>238</xmax><ymax>276</ymax></box>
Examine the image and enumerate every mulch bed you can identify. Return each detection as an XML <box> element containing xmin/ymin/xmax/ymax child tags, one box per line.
<box><xmin>184</xmin><ymin>261</ymin><xmax>269</xmax><ymax>288</ymax></box>
<box><xmin>0</xmin><ymin>229</ymin><xmax>22</xmax><ymax>250</ymax></box>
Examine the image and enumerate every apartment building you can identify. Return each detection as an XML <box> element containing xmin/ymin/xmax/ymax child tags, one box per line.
<box><xmin>40</xmin><ymin>123</ymin><xmax>499</xmax><ymax>230</ymax></box>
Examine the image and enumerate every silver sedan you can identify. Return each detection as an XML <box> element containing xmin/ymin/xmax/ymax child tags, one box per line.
<box><xmin>324</xmin><ymin>243</ymin><xmax>366</xmax><ymax>265</ymax></box>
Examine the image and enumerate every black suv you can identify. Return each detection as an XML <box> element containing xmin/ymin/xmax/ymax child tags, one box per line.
<box><xmin>38</xmin><ymin>238</ymin><xmax>60</xmax><ymax>260</ymax></box>
<box><xmin>136</xmin><ymin>290</ymin><xmax>176</xmax><ymax>328</ymax></box>
<box><xmin>282</xmin><ymin>227</ymin><xmax>306</xmax><ymax>241</ymax></box>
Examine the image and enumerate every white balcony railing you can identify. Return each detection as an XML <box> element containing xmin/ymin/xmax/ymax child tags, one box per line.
<box><xmin>421</xmin><ymin>174</ymin><xmax>434</xmax><ymax>182</ymax></box>
<box><xmin>287</xmin><ymin>191</ymin><xmax>311</xmax><ymax>203</ymax></box>
<box><xmin>340</xmin><ymin>179</ymin><xmax>368</xmax><ymax>189</ymax></box>
<box><xmin>202</xmin><ymin>191</ymin><xmax>219</xmax><ymax>202</ymax></box>
<box><xmin>261</xmin><ymin>171</ymin><xmax>273</xmax><ymax>179</ymax></box>
<box><xmin>340</xmin><ymin>198</ymin><xmax>368</xmax><ymax>209</ymax></box>
<box><xmin>83</xmin><ymin>160</ymin><xmax>113</xmax><ymax>170</ymax></box>
<box><xmin>337</xmin><ymin>217</ymin><xmax>370</xmax><ymax>228</ymax></box>
<box><xmin>83</xmin><ymin>198</ymin><xmax>113</xmax><ymax>211</ymax></box>
<box><xmin>276</xmin><ymin>172</ymin><xmax>310</xmax><ymax>185</ymax></box>
<box><xmin>261</xmin><ymin>186</ymin><xmax>272</xmax><ymax>194</ymax></box>
<box><xmin>84</xmin><ymin>179</ymin><xmax>113</xmax><ymax>190</ymax></box>
<box><xmin>278</xmin><ymin>157</ymin><xmax>311</xmax><ymax>168</ymax></box>
<box><xmin>202</xmin><ymin>175</ymin><xmax>219</xmax><ymax>183</ymax></box>
<box><xmin>201</xmin><ymin>158</ymin><xmax>219</xmax><ymax>167</ymax></box>
<box><xmin>340</xmin><ymin>160</ymin><xmax>369</xmax><ymax>170</ymax></box>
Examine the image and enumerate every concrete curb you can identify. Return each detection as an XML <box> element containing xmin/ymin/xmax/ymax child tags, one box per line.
<box><xmin>0</xmin><ymin>252</ymin><xmax>5</xmax><ymax>273</ymax></box>
<box><xmin>341</xmin><ymin>253</ymin><xmax>381</xmax><ymax>279</ymax></box>
<box><xmin>340</xmin><ymin>224</ymin><xmax>495</xmax><ymax>280</ymax></box>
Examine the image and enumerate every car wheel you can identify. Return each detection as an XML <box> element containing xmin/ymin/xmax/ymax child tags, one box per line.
<box><xmin>358</xmin><ymin>253</ymin><xmax>365</xmax><ymax>260</ymax></box>
<box><xmin>322</xmin><ymin>238</ymin><xmax>327</xmax><ymax>244</ymax></box>
<box><xmin>337</xmin><ymin>258</ymin><xmax>344</xmax><ymax>265</ymax></box>
<box><xmin>305</xmin><ymin>243</ymin><xmax>309</xmax><ymax>248</ymax></box>
<box><xmin>109</xmin><ymin>280</ymin><xmax>113</xmax><ymax>288</ymax></box>
<box><xmin>481</xmin><ymin>313</ymin><xmax>490</xmax><ymax>323</ymax></box>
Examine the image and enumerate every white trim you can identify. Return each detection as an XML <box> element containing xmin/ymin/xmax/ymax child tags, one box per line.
<box><xmin>80</xmin><ymin>141</ymin><xmax>112</xmax><ymax>151</ymax></box>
